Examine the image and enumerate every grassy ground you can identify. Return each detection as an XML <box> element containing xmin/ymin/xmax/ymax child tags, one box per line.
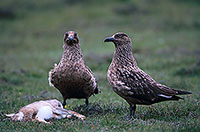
<box><xmin>0</xmin><ymin>0</ymin><xmax>200</xmax><ymax>131</ymax></box>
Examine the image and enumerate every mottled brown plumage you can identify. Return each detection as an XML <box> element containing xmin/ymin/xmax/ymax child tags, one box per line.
<box><xmin>104</xmin><ymin>32</ymin><xmax>191</xmax><ymax>118</ymax></box>
<box><xmin>49</xmin><ymin>31</ymin><xmax>99</xmax><ymax>107</ymax></box>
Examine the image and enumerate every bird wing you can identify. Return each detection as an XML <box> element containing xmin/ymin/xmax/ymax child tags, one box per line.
<box><xmin>48</xmin><ymin>63</ymin><xmax>58</xmax><ymax>87</ymax></box>
<box><xmin>136</xmin><ymin>68</ymin><xmax>178</xmax><ymax>95</ymax></box>
<box><xmin>84</xmin><ymin>65</ymin><xmax>99</xmax><ymax>93</ymax></box>
<box><xmin>115</xmin><ymin>67</ymin><xmax>178</xmax><ymax>103</ymax></box>
<box><xmin>48</xmin><ymin>68</ymin><xmax>55</xmax><ymax>87</ymax></box>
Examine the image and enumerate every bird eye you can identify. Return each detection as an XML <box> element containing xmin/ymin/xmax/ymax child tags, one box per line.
<box><xmin>58</xmin><ymin>104</ymin><xmax>61</xmax><ymax>107</ymax></box>
<box><xmin>64</xmin><ymin>33</ymin><xmax>69</xmax><ymax>40</ymax></box>
<box><xmin>116</xmin><ymin>34</ymin><xmax>122</xmax><ymax>38</ymax></box>
<box><xmin>74</xmin><ymin>33</ymin><xmax>77</xmax><ymax>37</ymax></box>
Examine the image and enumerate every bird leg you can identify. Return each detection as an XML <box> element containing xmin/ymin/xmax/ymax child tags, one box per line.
<box><xmin>62</xmin><ymin>99</ymin><xmax>66</xmax><ymax>108</ymax></box>
<box><xmin>85</xmin><ymin>99</ymin><xmax>89</xmax><ymax>107</ymax></box>
<box><xmin>129</xmin><ymin>104</ymin><xmax>136</xmax><ymax>119</ymax></box>
<box><xmin>85</xmin><ymin>98</ymin><xmax>90</xmax><ymax>115</ymax></box>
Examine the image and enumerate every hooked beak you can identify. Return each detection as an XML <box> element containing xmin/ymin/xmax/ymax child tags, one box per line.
<box><xmin>104</xmin><ymin>37</ymin><xmax>116</xmax><ymax>42</ymax></box>
<box><xmin>68</xmin><ymin>36</ymin><xmax>74</xmax><ymax>41</ymax></box>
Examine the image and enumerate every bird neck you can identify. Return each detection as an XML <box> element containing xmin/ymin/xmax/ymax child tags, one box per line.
<box><xmin>113</xmin><ymin>43</ymin><xmax>137</xmax><ymax>66</ymax></box>
<box><xmin>62</xmin><ymin>43</ymin><xmax>83</xmax><ymax>62</ymax></box>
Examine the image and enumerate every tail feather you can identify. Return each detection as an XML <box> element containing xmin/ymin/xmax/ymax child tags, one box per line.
<box><xmin>172</xmin><ymin>95</ymin><xmax>183</xmax><ymax>100</ymax></box>
<box><xmin>177</xmin><ymin>90</ymin><xmax>192</xmax><ymax>95</ymax></box>
<box><xmin>94</xmin><ymin>87</ymin><xmax>99</xmax><ymax>94</ymax></box>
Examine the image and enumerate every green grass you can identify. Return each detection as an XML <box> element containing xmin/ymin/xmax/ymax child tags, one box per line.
<box><xmin>0</xmin><ymin>0</ymin><xmax>200</xmax><ymax>131</ymax></box>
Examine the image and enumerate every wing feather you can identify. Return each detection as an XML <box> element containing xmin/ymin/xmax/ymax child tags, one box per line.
<box><xmin>116</xmin><ymin>66</ymin><xmax>178</xmax><ymax>103</ymax></box>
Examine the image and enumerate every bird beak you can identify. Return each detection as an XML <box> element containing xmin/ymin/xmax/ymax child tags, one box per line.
<box><xmin>68</xmin><ymin>36</ymin><xmax>74</xmax><ymax>41</ymax></box>
<box><xmin>104</xmin><ymin>37</ymin><xmax>116</xmax><ymax>42</ymax></box>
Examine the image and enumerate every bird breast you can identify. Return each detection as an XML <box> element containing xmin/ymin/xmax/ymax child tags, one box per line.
<box><xmin>54</xmin><ymin>62</ymin><xmax>91</xmax><ymax>85</ymax></box>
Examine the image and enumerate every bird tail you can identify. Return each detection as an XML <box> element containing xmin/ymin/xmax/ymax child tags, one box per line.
<box><xmin>94</xmin><ymin>87</ymin><xmax>100</xmax><ymax>94</ymax></box>
<box><xmin>171</xmin><ymin>95</ymin><xmax>183</xmax><ymax>100</ymax></box>
<box><xmin>170</xmin><ymin>90</ymin><xmax>191</xmax><ymax>101</ymax></box>
<box><xmin>177</xmin><ymin>90</ymin><xmax>192</xmax><ymax>95</ymax></box>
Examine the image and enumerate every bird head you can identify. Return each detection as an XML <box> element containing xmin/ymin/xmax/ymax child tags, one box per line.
<box><xmin>64</xmin><ymin>31</ymin><xmax>79</xmax><ymax>45</ymax></box>
<box><xmin>104</xmin><ymin>32</ymin><xmax>131</xmax><ymax>47</ymax></box>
